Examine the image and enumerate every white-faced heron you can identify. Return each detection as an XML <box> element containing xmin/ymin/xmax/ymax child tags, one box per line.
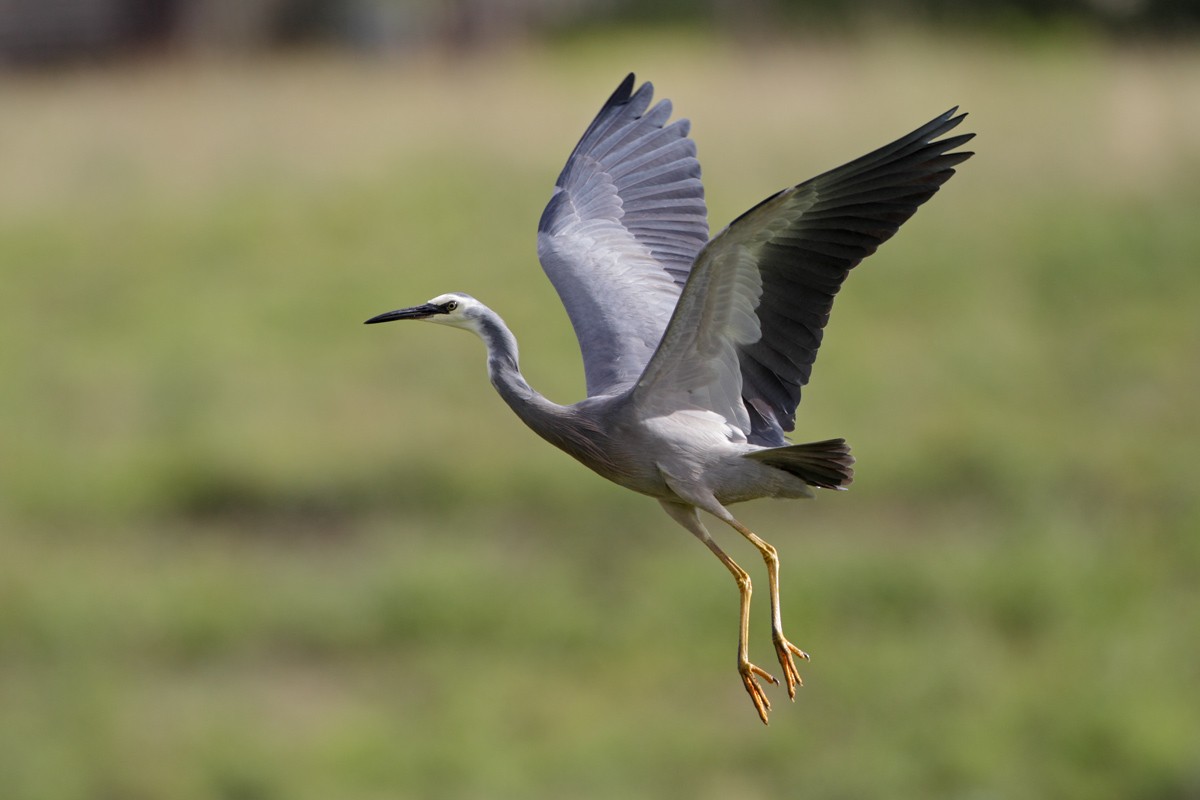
<box><xmin>366</xmin><ymin>74</ymin><xmax>973</xmax><ymax>723</ymax></box>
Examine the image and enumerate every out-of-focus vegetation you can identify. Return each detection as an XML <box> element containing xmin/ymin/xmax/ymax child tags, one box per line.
<box><xmin>2</xmin><ymin>28</ymin><xmax>1199</xmax><ymax>800</ymax></box>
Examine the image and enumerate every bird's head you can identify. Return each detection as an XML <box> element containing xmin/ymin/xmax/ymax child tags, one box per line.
<box><xmin>364</xmin><ymin>292</ymin><xmax>484</xmax><ymax>332</ymax></box>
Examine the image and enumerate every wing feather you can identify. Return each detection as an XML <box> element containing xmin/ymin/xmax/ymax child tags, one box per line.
<box><xmin>537</xmin><ymin>74</ymin><xmax>709</xmax><ymax>397</ymax></box>
<box><xmin>634</xmin><ymin>108</ymin><xmax>974</xmax><ymax>443</ymax></box>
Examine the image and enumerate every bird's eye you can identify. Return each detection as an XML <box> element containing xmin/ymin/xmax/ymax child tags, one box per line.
<box><xmin>444</xmin><ymin>300</ymin><xmax>458</xmax><ymax>312</ymax></box>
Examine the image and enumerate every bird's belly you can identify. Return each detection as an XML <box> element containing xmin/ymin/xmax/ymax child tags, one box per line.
<box><xmin>608</xmin><ymin>409</ymin><xmax>751</xmax><ymax>501</ymax></box>
<box><xmin>599</xmin><ymin>410</ymin><xmax>816</xmax><ymax>506</ymax></box>
<box><xmin>582</xmin><ymin>449</ymin><xmax>676</xmax><ymax>500</ymax></box>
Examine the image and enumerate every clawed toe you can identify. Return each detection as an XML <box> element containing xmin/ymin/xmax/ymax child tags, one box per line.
<box><xmin>773</xmin><ymin>635</ymin><xmax>809</xmax><ymax>699</ymax></box>
<box><xmin>739</xmin><ymin>660</ymin><xmax>778</xmax><ymax>724</ymax></box>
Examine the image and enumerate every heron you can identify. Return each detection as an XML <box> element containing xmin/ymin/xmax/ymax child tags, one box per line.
<box><xmin>366</xmin><ymin>74</ymin><xmax>972</xmax><ymax>724</ymax></box>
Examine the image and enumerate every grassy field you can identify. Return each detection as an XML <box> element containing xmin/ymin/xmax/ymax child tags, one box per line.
<box><xmin>2</xmin><ymin>29</ymin><xmax>1199</xmax><ymax>799</ymax></box>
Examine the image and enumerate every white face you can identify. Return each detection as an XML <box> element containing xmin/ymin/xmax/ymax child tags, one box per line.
<box><xmin>423</xmin><ymin>292</ymin><xmax>481</xmax><ymax>329</ymax></box>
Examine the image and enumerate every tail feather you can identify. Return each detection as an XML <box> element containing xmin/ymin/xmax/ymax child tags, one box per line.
<box><xmin>745</xmin><ymin>438</ymin><xmax>855</xmax><ymax>491</ymax></box>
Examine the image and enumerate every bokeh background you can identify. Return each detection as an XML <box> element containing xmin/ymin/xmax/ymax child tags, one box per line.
<box><xmin>2</xmin><ymin>2</ymin><xmax>1199</xmax><ymax>798</ymax></box>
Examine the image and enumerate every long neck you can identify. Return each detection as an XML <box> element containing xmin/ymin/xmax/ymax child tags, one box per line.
<box><xmin>474</xmin><ymin>311</ymin><xmax>608</xmax><ymax>467</ymax></box>
<box><xmin>475</xmin><ymin>312</ymin><xmax>564</xmax><ymax>435</ymax></box>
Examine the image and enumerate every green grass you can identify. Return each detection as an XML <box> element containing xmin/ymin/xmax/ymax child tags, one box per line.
<box><xmin>2</xmin><ymin>30</ymin><xmax>1199</xmax><ymax>799</ymax></box>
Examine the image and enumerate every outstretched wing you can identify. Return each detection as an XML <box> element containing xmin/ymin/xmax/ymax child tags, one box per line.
<box><xmin>634</xmin><ymin>108</ymin><xmax>974</xmax><ymax>444</ymax></box>
<box><xmin>537</xmin><ymin>74</ymin><xmax>709</xmax><ymax>398</ymax></box>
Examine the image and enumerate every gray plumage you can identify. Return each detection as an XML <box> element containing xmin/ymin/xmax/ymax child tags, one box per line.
<box><xmin>366</xmin><ymin>74</ymin><xmax>973</xmax><ymax>724</ymax></box>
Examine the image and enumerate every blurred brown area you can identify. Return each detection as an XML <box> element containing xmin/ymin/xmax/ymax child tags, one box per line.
<box><xmin>1</xmin><ymin>0</ymin><xmax>1197</xmax><ymax>66</ymax></box>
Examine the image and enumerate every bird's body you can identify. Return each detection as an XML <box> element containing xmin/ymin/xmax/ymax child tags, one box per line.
<box><xmin>405</xmin><ymin>291</ymin><xmax>827</xmax><ymax>507</ymax></box>
<box><xmin>367</xmin><ymin>75</ymin><xmax>973</xmax><ymax>723</ymax></box>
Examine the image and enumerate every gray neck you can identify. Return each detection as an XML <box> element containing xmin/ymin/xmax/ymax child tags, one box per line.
<box><xmin>476</xmin><ymin>312</ymin><xmax>562</xmax><ymax>432</ymax></box>
<box><xmin>475</xmin><ymin>311</ymin><xmax>607</xmax><ymax>465</ymax></box>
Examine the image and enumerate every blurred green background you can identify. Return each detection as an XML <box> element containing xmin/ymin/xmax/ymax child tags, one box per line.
<box><xmin>2</xmin><ymin>3</ymin><xmax>1199</xmax><ymax>799</ymax></box>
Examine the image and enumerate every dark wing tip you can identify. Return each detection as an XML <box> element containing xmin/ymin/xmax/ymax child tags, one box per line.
<box><xmin>939</xmin><ymin>109</ymin><xmax>975</xmax><ymax>149</ymax></box>
<box><xmin>601</xmin><ymin>73</ymin><xmax>653</xmax><ymax>115</ymax></box>
<box><xmin>608</xmin><ymin>72</ymin><xmax>637</xmax><ymax>107</ymax></box>
<box><xmin>735</xmin><ymin>106</ymin><xmax>975</xmax><ymax>444</ymax></box>
<box><xmin>915</xmin><ymin>107</ymin><xmax>973</xmax><ymax>148</ymax></box>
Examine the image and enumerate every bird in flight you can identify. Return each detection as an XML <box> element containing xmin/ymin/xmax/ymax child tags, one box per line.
<box><xmin>367</xmin><ymin>74</ymin><xmax>973</xmax><ymax>724</ymax></box>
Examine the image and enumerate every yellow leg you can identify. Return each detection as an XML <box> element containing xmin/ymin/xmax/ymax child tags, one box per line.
<box><xmin>725</xmin><ymin>518</ymin><xmax>810</xmax><ymax>699</ymax></box>
<box><xmin>659</xmin><ymin>501</ymin><xmax>779</xmax><ymax>724</ymax></box>
<box><xmin>701</xmin><ymin>535</ymin><xmax>779</xmax><ymax>723</ymax></box>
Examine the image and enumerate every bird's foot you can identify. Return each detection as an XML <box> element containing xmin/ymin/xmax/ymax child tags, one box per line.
<box><xmin>772</xmin><ymin>633</ymin><xmax>810</xmax><ymax>700</ymax></box>
<box><xmin>739</xmin><ymin>659</ymin><xmax>778</xmax><ymax>724</ymax></box>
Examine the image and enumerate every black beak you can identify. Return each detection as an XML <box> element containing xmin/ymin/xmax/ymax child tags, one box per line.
<box><xmin>364</xmin><ymin>303</ymin><xmax>443</xmax><ymax>325</ymax></box>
